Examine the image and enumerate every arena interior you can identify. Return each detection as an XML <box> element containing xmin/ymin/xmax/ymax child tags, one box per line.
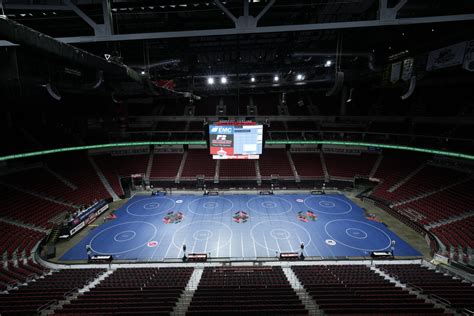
<box><xmin>1</xmin><ymin>0</ymin><xmax>474</xmax><ymax>315</ymax></box>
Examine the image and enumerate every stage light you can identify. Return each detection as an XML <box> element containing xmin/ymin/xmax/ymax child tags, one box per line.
<box><xmin>140</xmin><ymin>70</ymin><xmax>146</xmax><ymax>75</ymax></box>
<box><xmin>207</xmin><ymin>77</ymin><xmax>215</xmax><ymax>85</ymax></box>
<box><xmin>324</xmin><ymin>60</ymin><xmax>332</xmax><ymax>67</ymax></box>
<box><xmin>220</xmin><ymin>76</ymin><xmax>227</xmax><ymax>84</ymax></box>
<box><xmin>250</xmin><ymin>76</ymin><xmax>256</xmax><ymax>83</ymax></box>
<box><xmin>296</xmin><ymin>74</ymin><xmax>304</xmax><ymax>81</ymax></box>
<box><xmin>273</xmin><ymin>75</ymin><xmax>279</xmax><ymax>82</ymax></box>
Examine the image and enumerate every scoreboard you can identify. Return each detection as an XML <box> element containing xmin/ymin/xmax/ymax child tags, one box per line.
<box><xmin>209</xmin><ymin>122</ymin><xmax>263</xmax><ymax>159</ymax></box>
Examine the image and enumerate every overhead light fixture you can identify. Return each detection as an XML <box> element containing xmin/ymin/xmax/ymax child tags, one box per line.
<box><xmin>220</xmin><ymin>76</ymin><xmax>227</xmax><ymax>84</ymax></box>
<box><xmin>273</xmin><ymin>75</ymin><xmax>279</xmax><ymax>82</ymax></box>
<box><xmin>324</xmin><ymin>60</ymin><xmax>332</xmax><ymax>67</ymax></box>
<box><xmin>207</xmin><ymin>77</ymin><xmax>215</xmax><ymax>85</ymax></box>
<box><xmin>296</xmin><ymin>74</ymin><xmax>304</xmax><ymax>81</ymax></box>
<box><xmin>250</xmin><ymin>77</ymin><xmax>256</xmax><ymax>83</ymax></box>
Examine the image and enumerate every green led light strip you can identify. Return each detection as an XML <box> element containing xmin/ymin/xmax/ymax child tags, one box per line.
<box><xmin>266</xmin><ymin>140</ymin><xmax>474</xmax><ymax>160</ymax></box>
<box><xmin>0</xmin><ymin>141</ymin><xmax>206</xmax><ymax>162</ymax></box>
<box><xmin>0</xmin><ymin>140</ymin><xmax>473</xmax><ymax>161</ymax></box>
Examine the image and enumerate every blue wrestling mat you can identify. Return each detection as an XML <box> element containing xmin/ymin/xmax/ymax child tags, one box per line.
<box><xmin>60</xmin><ymin>194</ymin><xmax>420</xmax><ymax>261</ymax></box>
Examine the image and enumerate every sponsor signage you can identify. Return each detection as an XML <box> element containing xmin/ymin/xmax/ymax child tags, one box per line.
<box><xmin>68</xmin><ymin>200</ymin><xmax>109</xmax><ymax>237</ymax></box>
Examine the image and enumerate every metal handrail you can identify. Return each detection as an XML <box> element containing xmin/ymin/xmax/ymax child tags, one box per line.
<box><xmin>406</xmin><ymin>282</ymin><xmax>423</xmax><ymax>293</ymax></box>
<box><xmin>63</xmin><ymin>286</ymin><xmax>80</xmax><ymax>298</ymax></box>
<box><xmin>429</xmin><ymin>293</ymin><xmax>451</xmax><ymax>306</ymax></box>
<box><xmin>36</xmin><ymin>299</ymin><xmax>58</xmax><ymax>313</ymax></box>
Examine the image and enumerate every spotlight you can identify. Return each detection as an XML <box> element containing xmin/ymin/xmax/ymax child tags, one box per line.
<box><xmin>296</xmin><ymin>74</ymin><xmax>304</xmax><ymax>81</ymax></box>
<box><xmin>250</xmin><ymin>76</ymin><xmax>256</xmax><ymax>83</ymax></box>
<box><xmin>140</xmin><ymin>70</ymin><xmax>146</xmax><ymax>75</ymax></box>
<box><xmin>220</xmin><ymin>76</ymin><xmax>227</xmax><ymax>84</ymax></box>
<box><xmin>273</xmin><ymin>75</ymin><xmax>279</xmax><ymax>82</ymax></box>
<box><xmin>207</xmin><ymin>77</ymin><xmax>215</xmax><ymax>85</ymax></box>
<box><xmin>324</xmin><ymin>60</ymin><xmax>332</xmax><ymax>67</ymax></box>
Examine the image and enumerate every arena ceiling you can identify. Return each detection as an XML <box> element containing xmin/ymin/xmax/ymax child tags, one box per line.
<box><xmin>1</xmin><ymin>0</ymin><xmax>474</xmax><ymax>100</ymax></box>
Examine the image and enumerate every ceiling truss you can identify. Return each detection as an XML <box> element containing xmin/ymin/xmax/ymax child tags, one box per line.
<box><xmin>0</xmin><ymin>0</ymin><xmax>473</xmax><ymax>47</ymax></box>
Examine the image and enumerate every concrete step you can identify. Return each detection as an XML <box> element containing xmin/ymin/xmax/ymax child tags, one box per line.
<box><xmin>282</xmin><ymin>267</ymin><xmax>321</xmax><ymax>315</ymax></box>
<box><xmin>287</xmin><ymin>151</ymin><xmax>301</xmax><ymax>182</ymax></box>
<box><xmin>371</xmin><ymin>265</ymin><xmax>456</xmax><ymax>315</ymax></box>
<box><xmin>171</xmin><ymin>268</ymin><xmax>203</xmax><ymax>315</ymax></box>
<box><xmin>320</xmin><ymin>151</ymin><xmax>329</xmax><ymax>181</ymax></box>
<box><xmin>387</xmin><ymin>163</ymin><xmax>425</xmax><ymax>193</ymax></box>
<box><xmin>146</xmin><ymin>150</ymin><xmax>154</xmax><ymax>180</ymax></box>
<box><xmin>44</xmin><ymin>166</ymin><xmax>77</xmax><ymax>190</ymax></box>
<box><xmin>41</xmin><ymin>269</ymin><xmax>114</xmax><ymax>315</ymax></box>
<box><xmin>176</xmin><ymin>151</ymin><xmax>188</xmax><ymax>183</ymax></box>
<box><xmin>369</xmin><ymin>154</ymin><xmax>383</xmax><ymax>178</ymax></box>
<box><xmin>88</xmin><ymin>156</ymin><xmax>119</xmax><ymax>201</ymax></box>
<box><xmin>392</xmin><ymin>176</ymin><xmax>472</xmax><ymax>207</ymax></box>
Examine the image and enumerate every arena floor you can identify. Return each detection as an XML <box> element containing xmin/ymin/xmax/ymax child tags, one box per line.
<box><xmin>60</xmin><ymin>193</ymin><xmax>420</xmax><ymax>261</ymax></box>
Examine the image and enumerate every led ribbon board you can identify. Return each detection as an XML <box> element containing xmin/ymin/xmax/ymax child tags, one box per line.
<box><xmin>0</xmin><ymin>141</ymin><xmax>473</xmax><ymax>161</ymax></box>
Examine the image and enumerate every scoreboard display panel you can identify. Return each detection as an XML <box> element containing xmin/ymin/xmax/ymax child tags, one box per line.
<box><xmin>209</xmin><ymin>122</ymin><xmax>263</xmax><ymax>159</ymax></box>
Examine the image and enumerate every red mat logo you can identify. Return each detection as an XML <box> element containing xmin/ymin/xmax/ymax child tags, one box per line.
<box><xmin>297</xmin><ymin>210</ymin><xmax>317</xmax><ymax>222</ymax></box>
<box><xmin>233</xmin><ymin>211</ymin><xmax>249</xmax><ymax>223</ymax></box>
<box><xmin>163</xmin><ymin>211</ymin><xmax>184</xmax><ymax>224</ymax></box>
<box><xmin>147</xmin><ymin>241</ymin><xmax>158</xmax><ymax>247</ymax></box>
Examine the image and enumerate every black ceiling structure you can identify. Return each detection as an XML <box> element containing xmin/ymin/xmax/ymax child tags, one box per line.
<box><xmin>1</xmin><ymin>0</ymin><xmax>474</xmax><ymax>99</ymax></box>
<box><xmin>0</xmin><ymin>0</ymin><xmax>474</xmax><ymax>157</ymax></box>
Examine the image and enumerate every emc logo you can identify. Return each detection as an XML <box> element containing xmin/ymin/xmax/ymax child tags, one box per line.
<box><xmin>211</xmin><ymin>126</ymin><xmax>232</xmax><ymax>133</ymax></box>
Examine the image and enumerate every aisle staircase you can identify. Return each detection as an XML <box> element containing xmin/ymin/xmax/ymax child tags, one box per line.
<box><xmin>370</xmin><ymin>266</ymin><xmax>456</xmax><ymax>315</ymax></box>
<box><xmin>427</xmin><ymin>211</ymin><xmax>474</xmax><ymax>229</ymax></box>
<box><xmin>391</xmin><ymin>176</ymin><xmax>473</xmax><ymax>207</ymax></box>
<box><xmin>282</xmin><ymin>267</ymin><xmax>321</xmax><ymax>315</ymax></box>
<box><xmin>214</xmin><ymin>160</ymin><xmax>220</xmax><ymax>183</ymax></box>
<box><xmin>145</xmin><ymin>151</ymin><xmax>154</xmax><ymax>180</ymax></box>
<box><xmin>171</xmin><ymin>267</ymin><xmax>203</xmax><ymax>315</ymax></box>
<box><xmin>369</xmin><ymin>154</ymin><xmax>384</xmax><ymax>178</ymax></box>
<box><xmin>175</xmin><ymin>151</ymin><xmax>188</xmax><ymax>183</ymax></box>
<box><xmin>255</xmin><ymin>160</ymin><xmax>262</xmax><ymax>185</ymax></box>
<box><xmin>320</xmin><ymin>151</ymin><xmax>329</xmax><ymax>181</ymax></box>
<box><xmin>0</xmin><ymin>181</ymin><xmax>76</xmax><ymax>208</ymax></box>
<box><xmin>287</xmin><ymin>151</ymin><xmax>300</xmax><ymax>182</ymax></box>
<box><xmin>44</xmin><ymin>166</ymin><xmax>77</xmax><ymax>190</ymax></box>
<box><xmin>0</xmin><ymin>217</ymin><xmax>49</xmax><ymax>233</ymax></box>
<box><xmin>88</xmin><ymin>156</ymin><xmax>119</xmax><ymax>201</ymax></box>
<box><xmin>388</xmin><ymin>163</ymin><xmax>425</xmax><ymax>192</ymax></box>
<box><xmin>41</xmin><ymin>269</ymin><xmax>114</xmax><ymax>315</ymax></box>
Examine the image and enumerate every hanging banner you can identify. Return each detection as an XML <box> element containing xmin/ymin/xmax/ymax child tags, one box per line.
<box><xmin>390</xmin><ymin>61</ymin><xmax>402</xmax><ymax>83</ymax></box>
<box><xmin>401</xmin><ymin>58</ymin><xmax>414</xmax><ymax>81</ymax></box>
<box><xmin>426</xmin><ymin>41</ymin><xmax>467</xmax><ymax>71</ymax></box>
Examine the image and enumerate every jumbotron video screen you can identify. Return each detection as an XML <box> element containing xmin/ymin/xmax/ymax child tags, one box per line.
<box><xmin>209</xmin><ymin>122</ymin><xmax>263</xmax><ymax>159</ymax></box>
